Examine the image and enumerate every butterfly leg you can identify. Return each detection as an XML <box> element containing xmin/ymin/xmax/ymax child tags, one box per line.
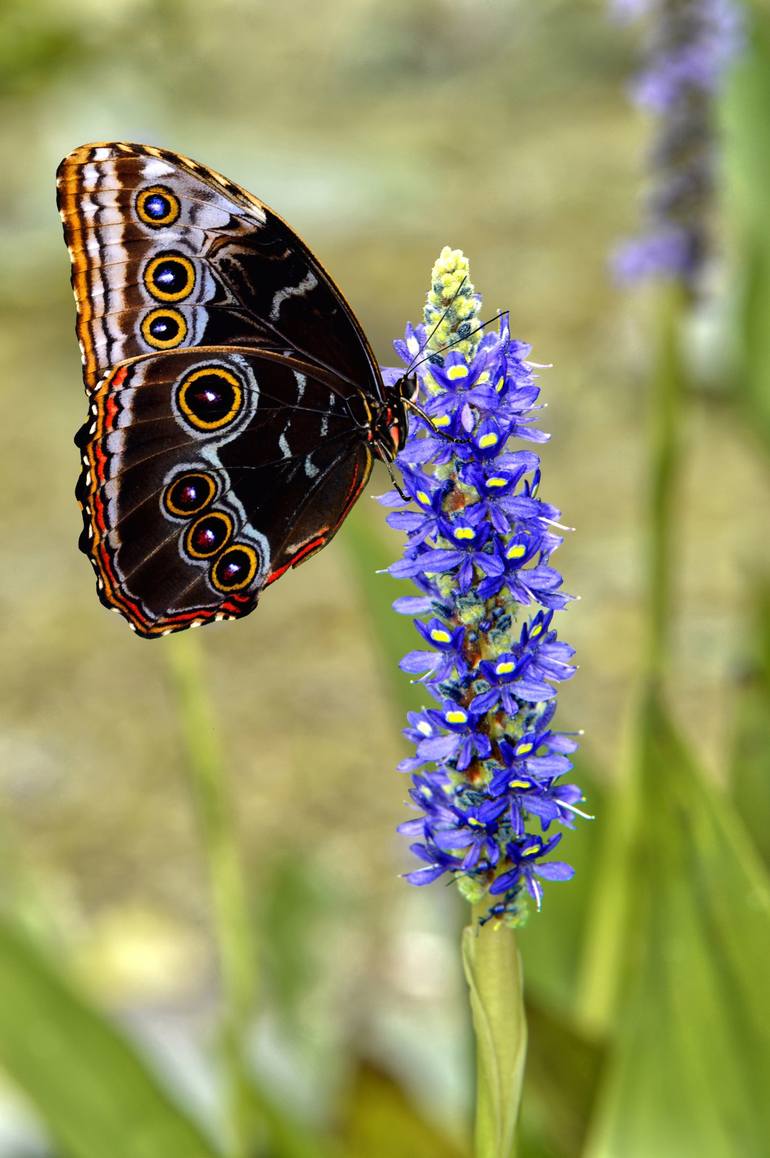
<box><xmin>374</xmin><ymin>443</ymin><xmax>410</xmax><ymax>501</ymax></box>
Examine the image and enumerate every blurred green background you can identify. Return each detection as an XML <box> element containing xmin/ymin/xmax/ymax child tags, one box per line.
<box><xmin>1</xmin><ymin>0</ymin><xmax>769</xmax><ymax>1155</ymax></box>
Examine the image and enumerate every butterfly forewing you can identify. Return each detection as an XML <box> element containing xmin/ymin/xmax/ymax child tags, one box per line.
<box><xmin>57</xmin><ymin>142</ymin><xmax>383</xmax><ymax>396</ymax></box>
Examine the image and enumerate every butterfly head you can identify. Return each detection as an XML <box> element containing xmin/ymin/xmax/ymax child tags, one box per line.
<box><xmin>372</xmin><ymin>373</ymin><xmax>419</xmax><ymax>463</ymax></box>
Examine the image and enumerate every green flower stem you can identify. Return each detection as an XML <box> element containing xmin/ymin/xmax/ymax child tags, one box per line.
<box><xmin>463</xmin><ymin>905</ymin><xmax>527</xmax><ymax>1158</ymax></box>
<box><xmin>165</xmin><ymin>634</ymin><xmax>258</xmax><ymax>1158</ymax></box>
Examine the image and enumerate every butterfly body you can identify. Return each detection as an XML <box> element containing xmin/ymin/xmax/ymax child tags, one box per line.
<box><xmin>58</xmin><ymin>142</ymin><xmax>413</xmax><ymax>637</ymax></box>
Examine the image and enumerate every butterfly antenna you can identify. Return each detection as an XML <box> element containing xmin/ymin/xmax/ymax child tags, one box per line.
<box><xmin>404</xmin><ymin>275</ymin><xmax>468</xmax><ymax>377</ymax></box>
<box><xmin>408</xmin><ymin>311</ymin><xmax>506</xmax><ymax>377</ymax></box>
<box><xmin>398</xmin><ymin>311</ymin><xmax>506</xmax><ymax>445</ymax></box>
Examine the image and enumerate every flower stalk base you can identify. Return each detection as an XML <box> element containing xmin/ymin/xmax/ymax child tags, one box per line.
<box><xmin>463</xmin><ymin>905</ymin><xmax>527</xmax><ymax>1158</ymax></box>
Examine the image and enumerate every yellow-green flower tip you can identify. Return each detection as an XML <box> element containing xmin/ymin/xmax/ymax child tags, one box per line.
<box><xmin>457</xmin><ymin>876</ymin><xmax>489</xmax><ymax>905</ymax></box>
<box><xmin>423</xmin><ymin>247</ymin><xmax>482</xmax><ymax>360</ymax></box>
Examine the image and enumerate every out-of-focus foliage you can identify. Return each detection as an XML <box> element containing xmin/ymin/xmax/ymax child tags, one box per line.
<box><xmin>0</xmin><ymin>916</ymin><xmax>222</xmax><ymax>1158</ymax></box>
<box><xmin>0</xmin><ymin>0</ymin><xmax>769</xmax><ymax>1155</ymax></box>
<box><xmin>337</xmin><ymin>1061</ymin><xmax>467</xmax><ymax>1158</ymax></box>
<box><xmin>724</xmin><ymin>8</ymin><xmax>770</xmax><ymax>449</ymax></box>
<box><xmin>730</xmin><ymin>585</ymin><xmax>770</xmax><ymax>868</ymax></box>
<box><xmin>584</xmin><ymin>694</ymin><xmax>770</xmax><ymax>1158</ymax></box>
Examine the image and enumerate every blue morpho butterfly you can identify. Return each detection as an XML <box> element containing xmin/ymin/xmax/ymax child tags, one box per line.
<box><xmin>57</xmin><ymin>142</ymin><xmax>457</xmax><ymax>638</ymax></box>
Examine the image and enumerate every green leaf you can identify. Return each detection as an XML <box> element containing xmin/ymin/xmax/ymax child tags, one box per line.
<box><xmin>729</xmin><ymin>583</ymin><xmax>770</xmax><ymax>869</ymax></box>
<box><xmin>343</xmin><ymin>500</ymin><xmax>426</xmax><ymax>718</ymax></box>
<box><xmin>338</xmin><ymin>1059</ymin><xmax>468</xmax><ymax>1158</ymax></box>
<box><xmin>0</xmin><ymin>915</ymin><xmax>223</xmax><ymax>1158</ymax></box>
<box><xmin>517</xmin><ymin>755</ymin><xmax>604</xmax><ymax>1015</ymax></box>
<box><xmin>520</xmin><ymin>997</ymin><xmax>604</xmax><ymax>1158</ymax></box>
<box><xmin>463</xmin><ymin>915</ymin><xmax>527</xmax><ymax>1158</ymax></box>
<box><xmin>242</xmin><ymin>1079</ymin><xmax>341</xmax><ymax>1158</ymax></box>
<box><xmin>585</xmin><ymin>694</ymin><xmax>770</xmax><ymax>1158</ymax></box>
<box><xmin>723</xmin><ymin>12</ymin><xmax>770</xmax><ymax>448</ymax></box>
<box><xmin>723</xmin><ymin>11</ymin><xmax>770</xmax><ymax>238</ymax></box>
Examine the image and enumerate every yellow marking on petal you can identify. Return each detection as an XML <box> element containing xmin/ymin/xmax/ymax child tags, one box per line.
<box><xmin>486</xmin><ymin>477</ymin><xmax>507</xmax><ymax>488</ymax></box>
<box><xmin>416</xmin><ymin>490</ymin><xmax>430</xmax><ymax>505</ymax></box>
<box><xmin>445</xmin><ymin>709</ymin><xmax>468</xmax><ymax>725</ymax></box>
<box><xmin>447</xmin><ymin>364</ymin><xmax>469</xmax><ymax>380</ymax></box>
<box><xmin>453</xmin><ymin>527</ymin><xmax>476</xmax><ymax>540</ymax></box>
<box><xmin>496</xmin><ymin>661</ymin><xmax>516</xmax><ymax>675</ymax></box>
<box><xmin>478</xmin><ymin>432</ymin><xmax>499</xmax><ymax>449</ymax></box>
<box><xmin>509</xmin><ymin>779</ymin><xmax>530</xmax><ymax>790</ymax></box>
<box><xmin>430</xmin><ymin>629</ymin><xmax>452</xmax><ymax>643</ymax></box>
<box><xmin>522</xmin><ymin>845</ymin><xmax>540</xmax><ymax>857</ymax></box>
<box><xmin>434</xmin><ymin>414</ymin><xmax>451</xmax><ymax>427</ymax></box>
<box><xmin>468</xmin><ymin>817</ymin><xmax>482</xmax><ymax>827</ymax></box>
<box><xmin>530</xmin><ymin>624</ymin><xmax>542</xmax><ymax>637</ymax></box>
<box><xmin>477</xmin><ymin>370</ymin><xmax>490</xmax><ymax>384</ymax></box>
<box><xmin>506</xmin><ymin>543</ymin><xmax>526</xmax><ymax>560</ymax></box>
<box><xmin>516</xmin><ymin>742</ymin><xmax>533</xmax><ymax>756</ymax></box>
<box><xmin>495</xmin><ymin>375</ymin><xmax>505</xmax><ymax>392</ymax></box>
<box><xmin>417</xmin><ymin>722</ymin><xmax>432</xmax><ymax>736</ymax></box>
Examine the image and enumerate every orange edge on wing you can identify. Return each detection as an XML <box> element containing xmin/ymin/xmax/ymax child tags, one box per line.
<box><xmin>56</xmin><ymin>149</ymin><xmax>99</xmax><ymax>392</ymax></box>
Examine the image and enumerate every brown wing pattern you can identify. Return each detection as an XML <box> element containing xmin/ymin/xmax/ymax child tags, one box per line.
<box><xmin>57</xmin><ymin>142</ymin><xmax>383</xmax><ymax>397</ymax></box>
<box><xmin>76</xmin><ymin>346</ymin><xmax>373</xmax><ymax>637</ymax></box>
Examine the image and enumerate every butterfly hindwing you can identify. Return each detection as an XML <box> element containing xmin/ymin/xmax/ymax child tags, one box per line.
<box><xmin>78</xmin><ymin>347</ymin><xmax>373</xmax><ymax>637</ymax></box>
<box><xmin>57</xmin><ymin>142</ymin><xmax>383</xmax><ymax>398</ymax></box>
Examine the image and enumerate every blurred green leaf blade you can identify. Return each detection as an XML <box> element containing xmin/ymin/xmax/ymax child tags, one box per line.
<box><xmin>585</xmin><ymin>694</ymin><xmax>770</xmax><ymax>1158</ymax></box>
<box><xmin>723</xmin><ymin>11</ymin><xmax>770</xmax><ymax>447</ymax></box>
<box><xmin>518</xmin><ymin>754</ymin><xmax>604</xmax><ymax>1015</ymax></box>
<box><xmin>344</xmin><ymin>502</ymin><xmax>427</xmax><ymax>718</ymax></box>
<box><xmin>0</xmin><ymin>915</ymin><xmax>223</xmax><ymax>1158</ymax></box>
<box><xmin>338</xmin><ymin>1059</ymin><xmax>468</xmax><ymax>1158</ymax></box>
<box><xmin>730</xmin><ymin>582</ymin><xmax>770</xmax><ymax>868</ymax></box>
<box><xmin>520</xmin><ymin>996</ymin><xmax>604</xmax><ymax>1158</ymax></box>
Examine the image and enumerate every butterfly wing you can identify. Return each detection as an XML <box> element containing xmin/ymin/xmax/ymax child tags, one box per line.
<box><xmin>57</xmin><ymin>141</ymin><xmax>383</xmax><ymax>398</ymax></box>
<box><xmin>78</xmin><ymin>347</ymin><xmax>373</xmax><ymax>637</ymax></box>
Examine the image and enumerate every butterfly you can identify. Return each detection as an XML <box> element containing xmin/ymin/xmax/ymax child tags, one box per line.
<box><xmin>57</xmin><ymin>142</ymin><xmax>418</xmax><ymax>639</ymax></box>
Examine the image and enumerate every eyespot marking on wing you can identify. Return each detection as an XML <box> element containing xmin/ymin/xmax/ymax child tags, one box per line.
<box><xmin>184</xmin><ymin>511</ymin><xmax>234</xmax><ymax>559</ymax></box>
<box><xmin>141</xmin><ymin>307</ymin><xmax>188</xmax><ymax>350</ymax></box>
<box><xmin>210</xmin><ymin>544</ymin><xmax>259</xmax><ymax>592</ymax></box>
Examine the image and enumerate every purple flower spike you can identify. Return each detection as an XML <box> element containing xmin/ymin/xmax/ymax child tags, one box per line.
<box><xmin>386</xmin><ymin>248</ymin><xmax>587</xmax><ymax>925</ymax></box>
<box><xmin>613</xmin><ymin>0</ymin><xmax>744</xmax><ymax>292</ymax></box>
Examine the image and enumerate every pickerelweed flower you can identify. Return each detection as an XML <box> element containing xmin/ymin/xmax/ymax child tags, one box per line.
<box><xmin>382</xmin><ymin>248</ymin><xmax>587</xmax><ymax>925</ymax></box>
<box><xmin>612</xmin><ymin>0</ymin><xmax>744</xmax><ymax>291</ymax></box>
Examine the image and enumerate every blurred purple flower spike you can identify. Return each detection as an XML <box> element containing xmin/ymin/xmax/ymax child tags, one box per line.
<box><xmin>612</xmin><ymin>0</ymin><xmax>744</xmax><ymax>291</ymax></box>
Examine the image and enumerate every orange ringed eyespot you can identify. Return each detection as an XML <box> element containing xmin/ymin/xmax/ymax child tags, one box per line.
<box><xmin>184</xmin><ymin>511</ymin><xmax>233</xmax><ymax>559</ymax></box>
<box><xmin>176</xmin><ymin>366</ymin><xmax>244</xmax><ymax>431</ymax></box>
<box><xmin>135</xmin><ymin>185</ymin><xmax>180</xmax><ymax>228</ymax></box>
<box><xmin>141</xmin><ymin>308</ymin><xmax>187</xmax><ymax>350</ymax></box>
<box><xmin>210</xmin><ymin>544</ymin><xmax>259</xmax><ymax>592</ymax></box>
<box><xmin>163</xmin><ymin>472</ymin><xmax>217</xmax><ymax>518</ymax></box>
<box><xmin>144</xmin><ymin>253</ymin><xmax>195</xmax><ymax>302</ymax></box>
